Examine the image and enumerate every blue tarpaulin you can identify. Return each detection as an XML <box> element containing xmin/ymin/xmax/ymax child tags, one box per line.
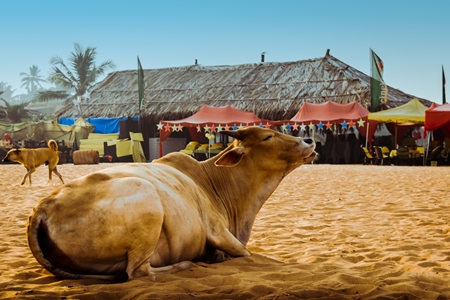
<box><xmin>59</xmin><ymin>117</ymin><xmax>138</xmax><ymax>134</ymax></box>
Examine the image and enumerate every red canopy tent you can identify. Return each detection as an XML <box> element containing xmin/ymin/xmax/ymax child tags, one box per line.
<box><xmin>287</xmin><ymin>101</ymin><xmax>377</xmax><ymax>138</ymax></box>
<box><xmin>282</xmin><ymin>101</ymin><xmax>377</xmax><ymax>164</ymax></box>
<box><xmin>157</xmin><ymin>105</ymin><xmax>273</xmax><ymax>157</ymax></box>
<box><xmin>158</xmin><ymin>105</ymin><xmax>271</xmax><ymax>141</ymax></box>
<box><xmin>425</xmin><ymin>103</ymin><xmax>450</xmax><ymax>136</ymax></box>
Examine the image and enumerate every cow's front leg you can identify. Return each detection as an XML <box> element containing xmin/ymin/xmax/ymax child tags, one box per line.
<box><xmin>207</xmin><ymin>229</ymin><xmax>251</xmax><ymax>258</ymax></box>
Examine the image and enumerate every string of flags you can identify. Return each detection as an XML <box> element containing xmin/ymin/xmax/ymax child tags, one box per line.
<box><xmin>157</xmin><ymin>122</ymin><xmax>271</xmax><ymax>132</ymax></box>
<box><xmin>279</xmin><ymin>119</ymin><xmax>366</xmax><ymax>132</ymax></box>
<box><xmin>156</xmin><ymin>119</ymin><xmax>366</xmax><ymax>133</ymax></box>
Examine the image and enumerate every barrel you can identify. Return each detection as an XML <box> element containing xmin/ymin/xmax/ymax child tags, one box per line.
<box><xmin>72</xmin><ymin>150</ymin><xmax>100</xmax><ymax>165</ymax></box>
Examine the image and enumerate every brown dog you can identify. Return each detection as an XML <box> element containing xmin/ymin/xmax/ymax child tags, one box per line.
<box><xmin>2</xmin><ymin>140</ymin><xmax>64</xmax><ymax>186</ymax></box>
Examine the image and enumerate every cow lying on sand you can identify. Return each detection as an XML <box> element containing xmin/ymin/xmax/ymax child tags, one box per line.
<box><xmin>27</xmin><ymin>127</ymin><xmax>316</xmax><ymax>281</ymax></box>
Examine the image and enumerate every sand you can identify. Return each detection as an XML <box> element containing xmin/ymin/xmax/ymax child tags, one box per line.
<box><xmin>0</xmin><ymin>162</ymin><xmax>450</xmax><ymax>299</ymax></box>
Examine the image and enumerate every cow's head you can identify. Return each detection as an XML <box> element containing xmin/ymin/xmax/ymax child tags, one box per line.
<box><xmin>215</xmin><ymin>127</ymin><xmax>316</xmax><ymax>174</ymax></box>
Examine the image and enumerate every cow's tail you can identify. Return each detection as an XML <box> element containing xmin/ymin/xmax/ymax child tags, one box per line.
<box><xmin>47</xmin><ymin>140</ymin><xmax>58</xmax><ymax>152</ymax></box>
<box><xmin>27</xmin><ymin>210</ymin><xmax>120</xmax><ymax>281</ymax></box>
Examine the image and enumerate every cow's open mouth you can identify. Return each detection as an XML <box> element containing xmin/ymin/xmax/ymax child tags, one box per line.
<box><xmin>304</xmin><ymin>151</ymin><xmax>317</xmax><ymax>164</ymax></box>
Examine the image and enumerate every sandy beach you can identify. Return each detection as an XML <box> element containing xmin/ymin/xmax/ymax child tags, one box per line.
<box><xmin>1</xmin><ymin>162</ymin><xmax>450</xmax><ymax>299</ymax></box>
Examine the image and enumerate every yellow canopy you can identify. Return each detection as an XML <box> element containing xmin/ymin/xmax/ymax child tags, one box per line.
<box><xmin>368</xmin><ymin>98</ymin><xmax>428</xmax><ymax>124</ymax></box>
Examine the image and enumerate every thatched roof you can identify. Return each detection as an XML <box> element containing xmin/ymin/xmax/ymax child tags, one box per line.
<box><xmin>56</xmin><ymin>52</ymin><xmax>432</xmax><ymax>121</ymax></box>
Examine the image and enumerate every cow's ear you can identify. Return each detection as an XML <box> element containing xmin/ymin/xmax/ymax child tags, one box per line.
<box><xmin>215</xmin><ymin>147</ymin><xmax>245</xmax><ymax>167</ymax></box>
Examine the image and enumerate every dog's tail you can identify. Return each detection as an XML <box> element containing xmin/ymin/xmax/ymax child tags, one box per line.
<box><xmin>27</xmin><ymin>208</ymin><xmax>120</xmax><ymax>281</ymax></box>
<box><xmin>47</xmin><ymin>140</ymin><xmax>58</xmax><ymax>152</ymax></box>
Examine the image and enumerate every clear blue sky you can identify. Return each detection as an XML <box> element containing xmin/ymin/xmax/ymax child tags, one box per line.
<box><xmin>1</xmin><ymin>0</ymin><xmax>449</xmax><ymax>104</ymax></box>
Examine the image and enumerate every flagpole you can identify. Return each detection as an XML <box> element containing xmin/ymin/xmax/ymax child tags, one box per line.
<box><xmin>425</xmin><ymin>131</ymin><xmax>431</xmax><ymax>166</ymax></box>
<box><xmin>365</xmin><ymin>122</ymin><xmax>369</xmax><ymax>149</ymax></box>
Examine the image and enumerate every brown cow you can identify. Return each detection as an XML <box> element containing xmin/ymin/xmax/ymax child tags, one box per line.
<box><xmin>27</xmin><ymin>127</ymin><xmax>316</xmax><ymax>281</ymax></box>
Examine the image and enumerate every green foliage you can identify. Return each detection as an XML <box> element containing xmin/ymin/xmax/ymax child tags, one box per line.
<box><xmin>20</xmin><ymin>65</ymin><xmax>46</xmax><ymax>94</ymax></box>
<box><xmin>35</xmin><ymin>43</ymin><xmax>115</xmax><ymax>110</ymax></box>
<box><xmin>33</xmin><ymin>90</ymin><xmax>70</xmax><ymax>102</ymax></box>
<box><xmin>0</xmin><ymin>94</ymin><xmax>36</xmax><ymax>123</ymax></box>
<box><xmin>0</xmin><ymin>82</ymin><xmax>15</xmax><ymax>102</ymax></box>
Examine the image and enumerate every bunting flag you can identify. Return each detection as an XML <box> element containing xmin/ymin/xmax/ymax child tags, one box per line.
<box><xmin>370</xmin><ymin>49</ymin><xmax>388</xmax><ymax>112</ymax></box>
<box><xmin>138</xmin><ymin>56</ymin><xmax>145</xmax><ymax>112</ymax></box>
<box><xmin>443</xmin><ymin>65</ymin><xmax>446</xmax><ymax>104</ymax></box>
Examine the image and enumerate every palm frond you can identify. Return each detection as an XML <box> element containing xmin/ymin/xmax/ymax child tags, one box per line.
<box><xmin>0</xmin><ymin>97</ymin><xmax>11</xmax><ymax>108</ymax></box>
<box><xmin>96</xmin><ymin>60</ymin><xmax>116</xmax><ymax>74</ymax></box>
<box><xmin>0</xmin><ymin>99</ymin><xmax>32</xmax><ymax>122</ymax></box>
<box><xmin>50</xmin><ymin>56</ymin><xmax>78</xmax><ymax>84</ymax></box>
<box><xmin>32</xmin><ymin>91</ymin><xmax>70</xmax><ymax>103</ymax></box>
<box><xmin>49</xmin><ymin>67</ymin><xmax>74</xmax><ymax>89</ymax></box>
<box><xmin>50</xmin><ymin>55</ymin><xmax>82</xmax><ymax>93</ymax></box>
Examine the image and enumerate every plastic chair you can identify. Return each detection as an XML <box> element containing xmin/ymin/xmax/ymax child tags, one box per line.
<box><xmin>396</xmin><ymin>146</ymin><xmax>411</xmax><ymax>166</ymax></box>
<box><xmin>412</xmin><ymin>146</ymin><xmax>424</xmax><ymax>165</ymax></box>
<box><xmin>374</xmin><ymin>146</ymin><xmax>385</xmax><ymax>165</ymax></box>
<box><xmin>416</xmin><ymin>146</ymin><xmax>424</xmax><ymax>156</ymax></box>
<box><xmin>427</xmin><ymin>145</ymin><xmax>443</xmax><ymax>165</ymax></box>
<box><xmin>210</xmin><ymin>143</ymin><xmax>223</xmax><ymax>150</ymax></box>
<box><xmin>362</xmin><ymin>147</ymin><xmax>374</xmax><ymax>165</ymax></box>
<box><xmin>439</xmin><ymin>147</ymin><xmax>449</xmax><ymax>165</ymax></box>
<box><xmin>179</xmin><ymin>141</ymin><xmax>199</xmax><ymax>156</ymax></box>
<box><xmin>374</xmin><ymin>146</ymin><xmax>390</xmax><ymax>165</ymax></box>
<box><xmin>196</xmin><ymin>144</ymin><xmax>210</xmax><ymax>151</ymax></box>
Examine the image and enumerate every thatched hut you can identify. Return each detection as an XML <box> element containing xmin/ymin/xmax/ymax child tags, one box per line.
<box><xmin>56</xmin><ymin>51</ymin><xmax>432</xmax><ymax>159</ymax></box>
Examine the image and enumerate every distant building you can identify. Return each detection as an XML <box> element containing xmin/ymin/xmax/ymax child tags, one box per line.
<box><xmin>55</xmin><ymin>50</ymin><xmax>432</xmax><ymax>146</ymax></box>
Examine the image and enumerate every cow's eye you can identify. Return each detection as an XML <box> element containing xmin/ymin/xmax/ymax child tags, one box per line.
<box><xmin>263</xmin><ymin>135</ymin><xmax>273</xmax><ymax>141</ymax></box>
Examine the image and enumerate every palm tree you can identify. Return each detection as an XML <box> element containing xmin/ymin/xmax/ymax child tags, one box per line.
<box><xmin>34</xmin><ymin>43</ymin><xmax>115</xmax><ymax>116</ymax></box>
<box><xmin>0</xmin><ymin>82</ymin><xmax>15</xmax><ymax>102</ymax></box>
<box><xmin>20</xmin><ymin>65</ymin><xmax>46</xmax><ymax>94</ymax></box>
<box><xmin>0</xmin><ymin>92</ymin><xmax>38</xmax><ymax>123</ymax></box>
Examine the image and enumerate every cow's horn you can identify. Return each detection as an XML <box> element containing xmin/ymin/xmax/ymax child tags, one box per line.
<box><xmin>220</xmin><ymin>130</ymin><xmax>241</xmax><ymax>140</ymax></box>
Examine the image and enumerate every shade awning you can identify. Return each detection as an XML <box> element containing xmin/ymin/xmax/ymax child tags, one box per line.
<box><xmin>368</xmin><ymin>98</ymin><xmax>428</xmax><ymax>124</ymax></box>
<box><xmin>162</xmin><ymin>105</ymin><xmax>263</xmax><ymax>126</ymax></box>
<box><xmin>425</xmin><ymin>102</ymin><xmax>450</xmax><ymax>133</ymax></box>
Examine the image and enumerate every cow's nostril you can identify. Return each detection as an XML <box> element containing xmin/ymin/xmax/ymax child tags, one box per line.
<box><xmin>303</xmin><ymin>138</ymin><xmax>314</xmax><ymax>145</ymax></box>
